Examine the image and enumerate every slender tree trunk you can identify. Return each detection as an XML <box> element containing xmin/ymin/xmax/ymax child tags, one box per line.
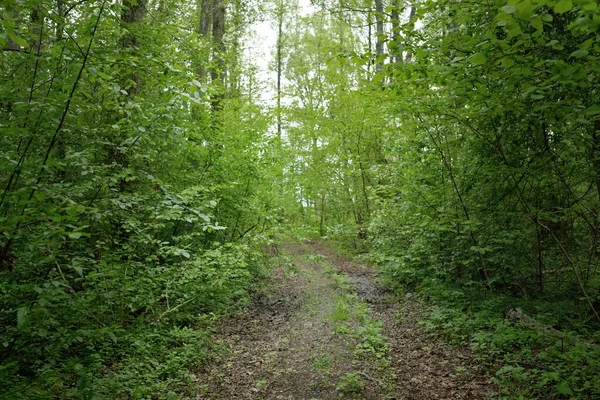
<box><xmin>367</xmin><ymin>8</ymin><xmax>372</xmax><ymax>76</ymax></box>
<box><xmin>276</xmin><ymin>3</ymin><xmax>283</xmax><ymax>141</ymax></box>
<box><xmin>116</xmin><ymin>0</ymin><xmax>146</xmax><ymax>193</ymax></box>
<box><xmin>537</xmin><ymin>226</ymin><xmax>544</xmax><ymax>295</ymax></box>
<box><xmin>356</xmin><ymin>132</ymin><xmax>371</xmax><ymax>220</ymax></box>
<box><xmin>390</xmin><ymin>0</ymin><xmax>402</xmax><ymax>64</ymax></box>
<box><xmin>121</xmin><ymin>0</ymin><xmax>147</xmax><ymax>96</ymax></box>
<box><xmin>197</xmin><ymin>0</ymin><xmax>213</xmax><ymax>81</ymax></box>
<box><xmin>591</xmin><ymin>121</ymin><xmax>600</xmax><ymax>205</ymax></box>
<box><xmin>56</xmin><ymin>0</ymin><xmax>66</xmax><ymax>170</ymax></box>
<box><xmin>319</xmin><ymin>193</ymin><xmax>326</xmax><ymax>237</ymax></box>
<box><xmin>405</xmin><ymin>5</ymin><xmax>416</xmax><ymax>63</ymax></box>
<box><xmin>31</xmin><ymin>6</ymin><xmax>43</xmax><ymax>52</ymax></box>
<box><xmin>210</xmin><ymin>0</ymin><xmax>226</xmax><ymax>115</ymax></box>
<box><xmin>4</xmin><ymin>9</ymin><xmax>21</xmax><ymax>51</ymax></box>
<box><xmin>199</xmin><ymin>0</ymin><xmax>212</xmax><ymax>37</ymax></box>
<box><xmin>374</xmin><ymin>0</ymin><xmax>384</xmax><ymax>72</ymax></box>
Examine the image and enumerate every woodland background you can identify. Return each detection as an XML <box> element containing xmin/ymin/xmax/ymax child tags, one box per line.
<box><xmin>1</xmin><ymin>0</ymin><xmax>600</xmax><ymax>398</ymax></box>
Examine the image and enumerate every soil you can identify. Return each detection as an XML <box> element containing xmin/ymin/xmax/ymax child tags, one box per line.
<box><xmin>191</xmin><ymin>240</ymin><xmax>495</xmax><ymax>400</ymax></box>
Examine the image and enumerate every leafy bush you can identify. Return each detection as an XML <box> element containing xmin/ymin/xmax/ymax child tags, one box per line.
<box><xmin>0</xmin><ymin>236</ymin><xmax>270</xmax><ymax>398</ymax></box>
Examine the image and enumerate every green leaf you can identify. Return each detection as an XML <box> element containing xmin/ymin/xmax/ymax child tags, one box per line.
<box><xmin>470</xmin><ymin>52</ymin><xmax>488</xmax><ymax>65</ymax></box>
<box><xmin>191</xmin><ymin>79</ymin><xmax>205</xmax><ymax>92</ymax></box>
<box><xmin>198</xmin><ymin>213</ymin><xmax>210</xmax><ymax>222</ymax></box>
<box><xmin>585</xmin><ymin>105</ymin><xmax>600</xmax><ymax>116</ymax></box>
<box><xmin>174</xmin><ymin>248</ymin><xmax>191</xmax><ymax>258</ymax></box>
<box><xmin>554</xmin><ymin>0</ymin><xmax>573</xmax><ymax>13</ymax></box>
<box><xmin>7</xmin><ymin>32</ymin><xmax>28</xmax><ymax>48</ymax></box>
<box><xmin>97</xmin><ymin>71</ymin><xmax>111</xmax><ymax>80</ymax></box>
<box><xmin>530</xmin><ymin>16</ymin><xmax>543</xmax><ymax>31</ymax></box>
<box><xmin>502</xmin><ymin>58</ymin><xmax>515</xmax><ymax>68</ymax></box>
<box><xmin>17</xmin><ymin>307</ymin><xmax>29</xmax><ymax>330</ymax></box>
<box><xmin>569</xmin><ymin>49</ymin><xmax>588</xmax><ymax>58</ymax></box>
<box><xmin>507</xmin><ymin>21</ymin><xmax>522</xmax><ymax>38</ymax></box>
<box><xmin>541</xmin><ymin>13</ymin><xmax>553</xmax><ymax>22</ymax></box>
<box><xmin>556</xmin><ymin>381</ymin><xmax>573</xmax><ymax>395</ymax></box>
<box><xmin>516</xmin><ymin>0</ymin><xmax>536</xmax><ymax>18</ymax></box>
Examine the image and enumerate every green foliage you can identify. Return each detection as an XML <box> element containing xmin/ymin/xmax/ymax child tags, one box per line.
<box><xmin>336</xmin><ymin>371</ymin><xmax>365</xmax><ymax>397</ymax></box>
<box><xmin>418</xmin><ymin>288</ymin><xmax>600</xmax><ymax>399</ymax></box>
<box><xmin>355</xmin><ymin>318</ymin><xmax>389</xmax><ymax>359</ymax></box>
<box><xmin>0</xmin><ymin>0</ymin><xmax>274</xmax><ymax>397</ymax></box>
<box><xmin>347</xmin><ymin>0</ymin><xmax>600</xmax><ymax>396</ymax></box>
<box><xmin>0</xmin><ymin>238</ymin><xmax>270</xmax><ymax>398</ymax></box>
<box><xmin>4</xmin><ymin>0</ymin><xmax>600</xmax><ymax>397</ymax></box>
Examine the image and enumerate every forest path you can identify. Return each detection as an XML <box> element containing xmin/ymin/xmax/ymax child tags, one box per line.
<box><xmin>192</xmin><ymin>240</ymin><xmax>493</xmax><ymax>399</ymax></box>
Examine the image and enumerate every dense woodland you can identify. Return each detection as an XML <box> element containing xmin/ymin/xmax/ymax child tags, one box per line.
<box><xmin>1</xmin><ymin>0</ymin><xmax>600</xmax><ymax>398</ymax></box>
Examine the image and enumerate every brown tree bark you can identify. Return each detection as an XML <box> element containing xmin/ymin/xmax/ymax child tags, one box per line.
<box><xmin>121</xmin><ymin>0</ymin><xmax>147</xmax><ymax>96</ymax></box>
<box><xmin>210</xmin><ymin>0</ymin><xmax>226</xmax><ymax>114</ymax></box>
<box><xmin>390</xmin><ymin>0</ymin><xmax>402</xmax><ymax>65</ymax></box>
<box><xmin>197</xmin><ymin>0</ymin><xmax>213</xmax><ymax>81</ymax></box>
<box><xmin>374</xmin><ymin>0</ymin><xmax>384</xmax><ymax>72</ymax></box>
<box><xmin>405</xmin><ymin>5</ymin><xmax>416</xmax><ymax>63</ymax></box>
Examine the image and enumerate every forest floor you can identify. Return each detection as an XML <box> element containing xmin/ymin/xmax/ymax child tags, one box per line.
<box><xmin>191</xmin><ymin>240</ymin><xmax>495</xmax><ymax>399</ymax></box>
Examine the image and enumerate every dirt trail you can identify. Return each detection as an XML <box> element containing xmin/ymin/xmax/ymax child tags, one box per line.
<box><xmin>192</xmin><ymin>241</ymin><xmax>494</xmax><ymax>399</ymax></box>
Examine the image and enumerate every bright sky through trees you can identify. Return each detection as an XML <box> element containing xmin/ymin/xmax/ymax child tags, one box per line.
<box><xmin>248</xmin><ymin>0</ymin><xmax>315</xmax><ymax>104</ymax></box>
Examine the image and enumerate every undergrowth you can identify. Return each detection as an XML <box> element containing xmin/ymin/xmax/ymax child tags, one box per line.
<box><xmin>373</xmin><ymin>255</ymin><xmax>600</xmax><ymax>399</ymax></box>
<box><xmin>0</xmin><ymin>239</ymin><xmax>273</xmax><ymax>399</ymax></box>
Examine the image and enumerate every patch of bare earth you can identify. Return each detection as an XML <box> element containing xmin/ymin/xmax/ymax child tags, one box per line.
<box><xmin>191</xmin><ymin>241</ymin><xmax>495</xmax><ymax>400</ymax></box>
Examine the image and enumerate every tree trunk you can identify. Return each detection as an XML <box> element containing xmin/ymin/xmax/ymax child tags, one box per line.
<box><xmin>374</xmin><ymin>0</ymin><xmax>384</xmax><ymax>72</ymax></box>
<box><xmin>210</xmin><ymin>0</ymin><xmax>226</xmax><ymax>115</ymax></box>
<box><xmin>56</xmin><ymin>0</ymin><xmax>66</xmax><ymax>170</ymax></box>
<box><xmin>405</xmin><ymin>5</ymin><xmax>416</xmax><ymax>63</ymax></box>
<box><xmin>390</xmin><ymin>0</ymin><xmax>402</xmax><ymax>64</ymax></box>
<box><xmin>276</xmin><ymin>1</ymin><xmax>284</xmax><ymax>141</ymax></box>
<box><xmin>197</xmin><ymin>0</ymin><xmax>213</xmax><ymax>81</ymax></box>
<box><xmin>319</xmin><ymin>193</ymin><xmax>326</xmax><ymax>237</ymax></box>
<box><xmin>4</xmin><ymin>9</ymin><xmax>21</xmax><ymax>51</ymax></box>
<box><xmin>121</xmin><ymin>0</ymin><xmax>147</xmax><ymax>96</ymax></box>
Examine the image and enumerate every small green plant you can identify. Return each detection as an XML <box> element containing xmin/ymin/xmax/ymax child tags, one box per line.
<box><xmin>332</xmin><ymin>299</ymin><xmax>351</xmax><ymax>322</ymax></box>
<box><xmin>334</xmin><ymin>324</ymin><xmax>351</xmax><ymax>334</ymax></box>
<box><xmin>311</xmin><ymin>353</ymin><xmax>332</xmax><ymax>371</ymax></box>
<box><xmin>336</xmin><ymin>372</ymin><xmax>365</xmax><ymax>397</ymax></box>
<box><xmin>255</xmin><ymin>380</ymin><xmax>268</xmax><ymax>389</ymax></box>
<box><xmin>355</xmin><ymin>319</ymin><xmax>389</xmax><ymax>358</ymax></box>
<box><xmin>306</xmin><ymin>253</ymin><xmax>325</xmax><ymax>263</ymax></box>
<box><xmin>331</xmin><ymin>272</ymin><xmax>352</xmax><ymax>291</ymax></box>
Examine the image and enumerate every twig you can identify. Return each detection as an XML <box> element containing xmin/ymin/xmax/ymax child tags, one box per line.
<box><xmin>150</xmin><ymin>297</ymin><xmax>197</xmax><ymax>325</ymax></box>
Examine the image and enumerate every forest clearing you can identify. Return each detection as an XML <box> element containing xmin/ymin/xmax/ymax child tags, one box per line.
<box><xmin>2</xmin><ymin>0</ymin><xmax>600</xmax><ymax>398</ymax></box>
